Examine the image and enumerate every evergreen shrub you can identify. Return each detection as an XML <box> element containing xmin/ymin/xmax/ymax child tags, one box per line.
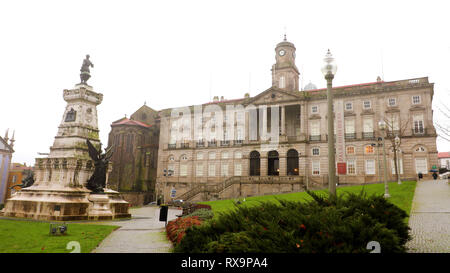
<box><xmin>174</xmin><ymin>191</ymin><xmax>411</xmax><ymax>253</ymax></box>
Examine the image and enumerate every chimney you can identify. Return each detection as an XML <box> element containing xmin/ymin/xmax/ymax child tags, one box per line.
<box><xmin>220</xmin><ymin>96</ymin><xmax>224</xmax><ymax>101</ymax></box>
<box><xmin>244</xmin><ymin>93</ymin><xmax>250</xmax><ymax>98</ymax></box>
<box><xmin>213</xmin><ymin>96</ymin><xmax>219</xmax><ymax>102</ymax></box>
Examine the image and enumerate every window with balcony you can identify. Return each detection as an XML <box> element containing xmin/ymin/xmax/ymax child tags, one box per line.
<box><xmin>413</xmin><ymin>114</ymin><xmax>424</xmax><ymax>134</ymax></box>
<box><xmin>345</xmin><ymin>119</ymin><xmax>355</xmax><ymax>139</ymax></box>
<box><xmin>363</xmin><ymin>117</ymin><xmax>374</xmax><ymax>138</ymax></box>
<box><xmin>310</xmin><ymin>120</ymin><xmax>320</xmax><ymax>140</ymax></box>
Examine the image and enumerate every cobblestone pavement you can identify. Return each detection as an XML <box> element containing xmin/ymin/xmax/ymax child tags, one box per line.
<box><xmin>406</xmin><ymin>179</ymin><xmax>450</xmax><ymax>253</ymax></box>
<box><xmin>91</xmin><ymin>206</ymin><xmax>180</xmax><ymax>253</ymax></box>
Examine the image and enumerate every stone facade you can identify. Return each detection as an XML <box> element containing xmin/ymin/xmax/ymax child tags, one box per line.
<box><xmin>156</xmin><ymin>38</ymin><xmax>438</xmax><ymax>202</ymax></box>
<box><xmin>107</xmin><ymin>104</ymin><xmax>160</xmax><ymax>204</ymax></box>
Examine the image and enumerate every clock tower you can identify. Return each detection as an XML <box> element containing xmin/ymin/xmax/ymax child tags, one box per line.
<box><xmin>271</xmin><ymin>35</ymin><xmax>300</xmax><ymax>91</ymax></box>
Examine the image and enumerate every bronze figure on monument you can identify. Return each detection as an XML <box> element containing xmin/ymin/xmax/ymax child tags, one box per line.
<box><xmin>80</xmin><ymin>54</ymin><xmax>94</xmax><ymax>84</ymax></box>
<box><xmin>86</xmin><ymin>139</ymin><xmax>113</xmax><ymax>193</ymax></box>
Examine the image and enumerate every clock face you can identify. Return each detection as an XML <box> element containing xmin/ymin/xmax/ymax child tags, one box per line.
<box><xmin>279</xmin><ymin>50</ymin><xmax>286</xmax><ymax>56</ymax></box>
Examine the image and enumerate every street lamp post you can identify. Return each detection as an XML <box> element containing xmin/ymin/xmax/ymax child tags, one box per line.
<box><xmin>321</xmin><ymin>49</ymin><xmax>337</xmax><ymax>197</ymax></box>
<box><xmin>394</xmin><ymin>135</ymin><xmax>402</xmax><ymax>184</ymax></box>
<box><xmin>378</xmin><ymin>120</ymin><xmax>390</xmax><ymax>198</ymax></box>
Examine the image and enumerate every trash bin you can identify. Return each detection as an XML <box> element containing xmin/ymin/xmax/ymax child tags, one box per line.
<box><xmin>159</xmin><ymin>205</ymin><xmax>168</xmax><ymax>222</ymax></box>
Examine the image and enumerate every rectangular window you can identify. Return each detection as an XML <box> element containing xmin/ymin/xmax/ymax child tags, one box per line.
<box><xmin>363</xmin><ymin>100</ymin><xmax>371</xmax><ymax>109</ymax></box>
<box><xmin>363</xmin><ymin>117</ymin><xmax>373</xmax><ymax>132</ymax></box>
<box><xmin>347</xmin><ymin>160</ymin><xmax>356</xmax><ymax>175</ymax></box>
<box><xmin>412</xmin><ymin>95</ymin><xmax>421</xmax><ymax>104</ymax></box>
<box><xmin>279</xmin><ymin>76</ymin><xmax>285</xmax><ymax>88</ymax></box>
<box><xmin>209</xmin><ymin>152</ymin><xmax>216</xmax><ymax>160</ymax></box>
<box><xmin>12</xmin><ymin>175</ymin><xmax>17</xmax><ymax>183</ymax></box>
<box><xmin>312</xmin><ymin>161</ymin><xmax>320</xmax><ymax>175</ymax></box>
<box><xmin>391</xmin><ymin>158</ymin><xmax>404</xmax><ymax>174</ymax></box>
<box><xmin>311</xmin><ymin>105</ymin><xmax>319</xmax><ymax>114</ymax></box>
<box><xmin>365</xmin><ymin>159</ymin><xmax>376</xmax><ymax>175</ymax></box>
<box><xmin>415</xmin><ymin>158</ymin><xmax>428</xmax><ymax>174</ymax></box>
<box><xmin>345</xmin><ymin>119</ymin><xmax>355</xmax><ymax>134</ymax></box>
<box><xmin>180</xmin><ymin>164</ymin><xmax>187</xmax><ymax>176</ymax></box>
<box><xmin>310</xmin><ymin>120</ymin><xmax>320</xmax><ymax>136</ymax></box>
<box><xmin>196</xmin><ymin>164</ymin><xmax>204</xmax><ymax>177</ymax></box>
<box><xmin>312</xmin><ymin>147</ymin><xmax>320</xmax><ymax>156</ymax></box>
<box><xmin>413</xmin><ymin>114</ymin><xmax>424</xmax><ymax>133</ymax></box>
<box><xmin>345</xmin><ymin>102</ymin><xmax>353</xmax><ymax>111</ymax></box>
<box><xmin>388</xmin><ymin>98</ymin><xmax>397</xmax><ymax>107</ymax></box>
<box><xmin>221</xmin><ymin>163</ymin><xmax>229</xmax><ymax>176</ymax></box>
<box><xmin>208</xmin><ymin>164</ymin><xmax>216</xmax><ymax>177</ymax></box>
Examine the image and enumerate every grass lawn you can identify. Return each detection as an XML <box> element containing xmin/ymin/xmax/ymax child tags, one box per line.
<box><xmin>0</xmin><ymin>219</ymin><xmax>119</xmax><ymax>253</ymax></box>
<box><xmin>199</xmin><ymin>181</ymin><xmax>417</xmax><ymax>220</ymax></box>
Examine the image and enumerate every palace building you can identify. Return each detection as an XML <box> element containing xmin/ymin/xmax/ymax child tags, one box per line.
<box><xmin>155</xmin><ymin>37</ymin><xmax>438</xmax><ymax>202</ymax></box>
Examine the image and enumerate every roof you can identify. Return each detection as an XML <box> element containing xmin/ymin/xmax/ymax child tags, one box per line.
<box><xmin>10</xmin><ymin>163</ymin><xmax>33</xmax><ymax>172</ymax></box>
<box><xmin>111</xmin><ymin>117</ymin><xmax>152</xmax><ymax>128</ymax></box>
<box><xmin>438</xmin><ymin>152</ymin><xmax>450</xmax><ymax>159</ymax></box>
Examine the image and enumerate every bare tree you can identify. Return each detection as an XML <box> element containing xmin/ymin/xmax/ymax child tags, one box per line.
<box><xmin>383</xmin><ymin>112</ymin><xmax>410</xmax><ymax>183</ymax></box>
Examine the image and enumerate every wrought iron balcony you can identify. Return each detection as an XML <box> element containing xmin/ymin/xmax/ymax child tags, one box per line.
<box><xmin>234</xmin><ymin>139</ymin><xmax>243</xmax><ymax>145</ymax></box>
<box><xmin>168</xmin><ymin>143</ymin><xmax>176</xmax><ymax>149</ymax></box>
<box><xmin>196</xmin><ymin>141</ymin><xmax>205</xmax><ymax>148</ymax></box>
<box><xmin>208</xmin><ymin>140</ymin><xmax>217</xmax><ymax>147</ymax></box>
<box><xmin>362</xmin><ymin>132</ymin><xmax>375</xmax><ymax>139</ymax></box>
<box><xmin>180</xmin><ymin>142</ymin><xmax>189</xmax><ymax>148</ymax></box>
<box><xmin>309</xmin><ymin>135</ymin><xmax>321</xmax><ymax>141</ymax></box>
<box><xmin>220</xmin><ymin>140</ymin><xmax>230</xmax><ymax>146</ymax></box>
<box><xmin>345</xmin><ymin>133</ymin><xmax>356</xmax><ymax>140</ymax></box>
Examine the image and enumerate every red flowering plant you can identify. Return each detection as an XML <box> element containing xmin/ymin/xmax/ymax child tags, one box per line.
<box><xmin>166</xmin><ymin>216</ymin><xmax>203</xmax><ymax>245</ymax></box>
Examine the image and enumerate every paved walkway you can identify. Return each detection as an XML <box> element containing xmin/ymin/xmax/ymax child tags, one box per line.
<box><xmin>91</xmin><ymin>206</ymin><xmax>180</xmax><ymax>253</ymax></box>
<box><xmin>406</xmin><ymin>179</ymin><xmax>450</xmax><ymax>253</ymax></box>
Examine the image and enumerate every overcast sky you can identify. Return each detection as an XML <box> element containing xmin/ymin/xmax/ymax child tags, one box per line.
<box><xmin>1</xmin><ymin>0</ymin><xmax>449</xmax><ymax>166</ymax></box>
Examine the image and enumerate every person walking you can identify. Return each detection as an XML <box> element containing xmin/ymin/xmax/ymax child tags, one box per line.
<box><xmin>418</xmin><ymin>172</ymin><xmax>423</xmax><ymax>181</ymax></box>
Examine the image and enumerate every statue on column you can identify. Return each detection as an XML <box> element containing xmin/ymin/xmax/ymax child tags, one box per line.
<box><xmin>86</xmin><ymin>139</ymin><xmax>113</xmax><ymax>193</ymax></box>
<box><xmin>80</xmin><ymin>54</ymin><xmax>94</xmax><ymax>84</ymax></box>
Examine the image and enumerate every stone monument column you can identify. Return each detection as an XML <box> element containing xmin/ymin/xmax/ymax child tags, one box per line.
<box><xmin>2</xmin><ymin>56</ymin><xmax>130</xmax><ymax>221</ymax></box>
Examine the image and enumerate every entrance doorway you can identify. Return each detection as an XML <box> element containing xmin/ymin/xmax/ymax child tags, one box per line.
<box><xmin>268</xmin><ymin>150</ymin><xmax>279</xmax><ymax>176</ymax></box>
<box><xmin>250</xmin><ymin>151</ymin><xmax>260</xmax><ymax>176</ymax></box>
<box><xmin>287</xmin><ymin>149</ymin><xmax>299</xmax><ymax>175</ymax></box>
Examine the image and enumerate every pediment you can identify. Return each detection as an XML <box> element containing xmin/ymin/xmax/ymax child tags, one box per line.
<box><xmin>248</xmin><ymin>87</ymin><xmax>301</xmax><ymax>105</ymax></box>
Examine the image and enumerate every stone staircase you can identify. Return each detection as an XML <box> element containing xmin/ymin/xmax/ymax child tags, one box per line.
<box><xmin>177</xmin><ymin>176</ymin><xmax>305</xmax><ymax>201</ymax></box>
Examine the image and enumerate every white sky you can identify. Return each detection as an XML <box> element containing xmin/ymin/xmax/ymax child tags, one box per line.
<box><xmin>1</xmin><ymin>0</ymin><xmax>449</xmax><ymax>166</ymax></box>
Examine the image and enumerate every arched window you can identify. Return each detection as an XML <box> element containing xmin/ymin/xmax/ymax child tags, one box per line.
<box><xmin>249</xmin><ymin>151</ymin><xmax>260</xmax><ymax>176</ymax></box>
<box><xmin>287</xmin><ymin>149</ymin><xmax>299</xmax><ymax>175</ymax></box>
<box><xmin>268</xmin><ymin>150</ymin><xmax>279</xmax><ymax>176</ymax></box>
<box><xmin>415</xmin><ymin>146</ymin><xmax>426</xmax><ymax>152</ymax></box>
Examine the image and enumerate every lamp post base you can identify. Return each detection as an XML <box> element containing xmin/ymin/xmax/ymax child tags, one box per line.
<box><xmin>384</xmin><ymin>193</ymin><xmax>391</xmax><ymax>198</ymax></box>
